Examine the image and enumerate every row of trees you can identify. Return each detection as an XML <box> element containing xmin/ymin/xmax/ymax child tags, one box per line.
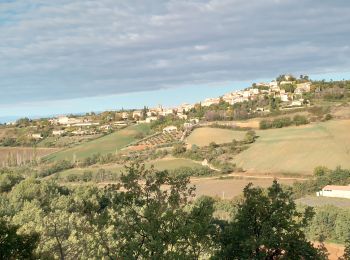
<box><xmin>260</xmin><ymin>115</ymin><xmax>309</xmax><ymax>129</ymax></box>
<box><xmin>0</xmin><ymin>164</ymin><xmax>333</xmax><ymax>259</ymax></box>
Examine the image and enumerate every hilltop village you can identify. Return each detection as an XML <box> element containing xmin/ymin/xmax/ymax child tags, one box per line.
<box><xmin>1</xmin><ymin>74</ymin><xmax>331</xmax><ymax>147</ymax></box>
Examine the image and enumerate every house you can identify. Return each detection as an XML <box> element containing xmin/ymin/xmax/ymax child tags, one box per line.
<box><xmin>184</xmin><ymin>122</ymin><xmax>194</xmax><ymax>128</ymax></box>
<box><xmin>145</xmin><ymin>116</ymin><xmax>158</xmax><ymax>123</ymax></box>
<box><xmin>280</xmin><ymin>93</ymin><xmax>289</xmax><ymax>102</ymax></box>
<box><xmin>177</xmin><ymin>113</ymin><xmax>188</xmax><ymax>120</ymax></box>
<box><xmin>132</xmin><ymin>110</ymin><xmax>144</xmax><ymax>119</ymax></box>
<box><xmin>279</xmin><ymin>81</ymin><xmax>294</xmax><ymax>85</ymax></box>
<box><xmin>122</xmin><ymin>112</ymin><xmax>129</xmax><ymax>120</ymax></box>
<box><xmin>52</xmin><ymin>130</ymin><xmax>65</xmax><ymax>136</ymax></box>
<box><xmin>295</xmin><ymin>82</ymin><xmax>311</xmax><ymax>95</ymax></box>
<box><xmin>317</xmin><ymin>185</ymin><xmax>350</xmax><ymax>199</ymax></box>
<box><xmin>163</xmin><ymin>125</ymin><xmax>177</xmax><ymax>133</ymax></box>
<box><xmin>114</xmin><ymin>121</ymin><xmax>128</xmax><ymax>127</ymax></box>
<box><xmin>31</xmin><ymin>133</ymin><xmax>43</xmax><ymax>139</ymax></box>
<box><xmin>202</xmin><ymin>98</ymin><xmax>220</xmax><ymax>107</ymax></box>
<box><xmin>57</xmin><ymin>116</ymin><xmax>82</xmax><ymax>125</ymax></box>
<box><xmin>291</xmin><ymin>100</ymin><xmax>303</xmax><ymax>107</ymax></box>
<box><xmin>100</xmin><ymin>125</ymin><xmax>112</xmax><ymax>131</ymax></box>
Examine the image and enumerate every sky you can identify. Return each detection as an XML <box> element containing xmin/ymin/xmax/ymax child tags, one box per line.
<box><xmin>1</xmin><ymin>0</ymin><xmax>350</xmax><ymax>120</ymax></box>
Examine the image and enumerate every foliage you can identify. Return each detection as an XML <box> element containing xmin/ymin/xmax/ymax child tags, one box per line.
<box><xmin>259</xmin><ymin>115</ymin><xmax>309</xmax><ymax>129</ymax></box>
<box><xmin>214</xmin><ymin>181</ymin><xmax>327</xmax><ymax>259</ymax></box>
<box><xmin>0</xmin><ymin>217</ymin><xmax>39</xmax><ymax>259</ymax></box>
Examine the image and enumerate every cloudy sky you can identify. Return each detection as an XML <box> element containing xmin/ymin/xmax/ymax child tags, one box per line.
<box><xmin>0</xmin><ymin>0</ymin><xmax>350</xmax><ymax>118</ymax></box>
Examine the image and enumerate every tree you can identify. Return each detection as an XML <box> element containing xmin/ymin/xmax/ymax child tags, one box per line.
<box><xmin>341</xmin><ymin>236</ymin><xmax>350</xmax><ymax>260</ymax></box>
<box><xmin>215</xmin><ymin>181</ymin><xmax>327</xmax><ymax>259</ymax></box>
<box><xmin>102</xmin><ymin>163</ymin><xmax>217</xmax><ymax>259</ymax></box>
<box><xmin>0</xmin><ymin>218</ymin><xmax>39</xmax><ymax>259</ymax></box>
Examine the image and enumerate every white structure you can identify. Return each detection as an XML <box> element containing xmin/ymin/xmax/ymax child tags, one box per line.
<box><xmin>202</xmin><ymin>98</ymin><xmax>220</xmax><ymax>107</ymax></box>
<box><xmin>52</xmin><ymin>130</ymin><xmax>65</xmax><ymax>136</ymax></box>
<box><xmin>57</xmin><ymin>116</ymin><xmax>82</xmax><ymax>125</ymax></box>
<box><xmin>145</xmin><ymin>116</ymin><xmax>158</xmax><ymax>123</ymax></box>
<box><xmin>317</xmin><ymin>185</ymin><xmax>350</xmax><ymax>199</ymax></box>
<box><xmin>31</xmin><ymin>133</ymin><xmax>43</xmax><ymax>139</ymax></box>
<box><xmin>132</xmin><ymin>110</ymin><xmax>144</xmax><ymax>119</ymax></box>
<box><xmin>163</xmin><ymin>125</ymin><xmax>177</xmax><ymax>133</ymax></box>
<box><xmin>280</xmin><ymin>93</ymin><xmax>289</xmax><ymax>102</ymax></box>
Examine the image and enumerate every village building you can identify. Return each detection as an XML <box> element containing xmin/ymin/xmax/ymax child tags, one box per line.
<box><xmin>132</xmin><ymin>110</ymin><xmax>144</xmax><ymax>119</ymax></box>
<box><xmin>57</xmin><ymin>116</ymin><xmax>82</xmax><ymax>126</ymax></box>
<box><xmin>163</xmin><ymin>125</ymin><xmax>177</xmax><ymax>133</ymax></box>
<box><xmin>31</xmin><ymin>133</ymin><xmax>43</xmax><ymax>139</ymax></box>
<box><xmin>145</xmin><ymin>116</ymin><xmax>158</xmax><ymax>123</ymax></box>
<box><xmin>122</xmin><ymin>112</ymin><xmax>129</xmax><ymax>120</ymax></box>
<box><xmin>317</xmin><ymin>185</ymin><xmax>350</xmax><ymax>199</ymax></box>
<box><xmin>202</xmin><ymin>98</ymin><xmax>220</xmax><ymax>107</ymax></box>
<box><xmin>295</xmin><ymin>82</ymin><xmax>311</xmax><ymax>95</ymax></box>
<box><xmin>52</xmin><ymin>130</ymin><xmax>65</xmax><ymax>136</ymax></box>
<box><xmin>280</xmin><ymin>93</ymin><xmax>289</xmax><ymax>102</ymax></box>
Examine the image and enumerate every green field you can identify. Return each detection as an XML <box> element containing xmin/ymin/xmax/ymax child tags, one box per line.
<box><xmin>186</xmin><ymin>127</ymin><xmax>246</xmax><ymax>147</ymax></box>
<box><xmin>234</xmin><ymin>120</ymin><xmax>350</xmax><ymax>175</ymax></box>
<box><xmin>296</xmin><ymin>195</ymin><xmax>350</xmax><ymax>208</ymax></box>
<box><xmin>57</xmin><ymin>158</ymin><xmax>203</xmax><ymax>179</ymax></box>
<box><xmin>44</xmin><ymin>124</ymin><xmax>151</xmax><ymax>161</ymax></box>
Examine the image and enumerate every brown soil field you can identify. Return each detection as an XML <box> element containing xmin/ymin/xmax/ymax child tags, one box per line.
<box><xmin>314</xmin><ymin>242</ymin><xmax>345</xmax><ymax>260</ymax></box>
<box><xmin>0</xmin><ymin>147</ymin><xmax>60</xmax><ymax>166</ymax></box>
<box><xmin>191</xmin><ymin>176</ymin><xmax>298</xmax><ymax>199</ymax></box>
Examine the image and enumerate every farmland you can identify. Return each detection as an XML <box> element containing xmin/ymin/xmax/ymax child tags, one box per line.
<box><xmin>234</xmin><ymin>120</ymin><xmax>350</xmax><ymax>175</ymax></box>
<box><xmin>44</xmin><ymin>124</ymin><xmax>151</xmax><ymax>162</ymax></box>
<box><xmin>0</xmin><ymin>147</ymin><xmax>59</xmax><ymax>166</ymax></box>
<box><xmin>56</xmin><ymin>157</ymin><xmax>203</xmax><ymax>181</ymax></box>
<box><xmin>186</xmin><ymin>127</ymin><xmax>246</xmax><ymax>147</ymax></box>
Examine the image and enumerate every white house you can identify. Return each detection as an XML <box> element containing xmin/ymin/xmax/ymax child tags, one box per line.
<box><xmin>132</xmin><ymin>110</ymin><xmax>144</xmax><ymax>119</ymax></box>
<box><xmin>317</xmin><ymin>185</ymin><xmax>350</xmax><ymax>199</ymax></box>
<box><xmin>280</xmin><ymin>93</ymin><xmax>289</xmax><ymax>102</ymax></box>
<box><xmin>52</xmin><ymin>130</ymin><xmax>65</xmax><ymax>136</ymax></box>
<box><xmin>202</xmin><ymin>98</ymin><xmax>220</xmax><ymax>107</ymax></box>
<box><xmin>145</xmin><ymin>116</ymin><xmax>158</xmax><ymax>123</ymax></box>
<box><xmin>163</xmin><ymin>125</ymin><xmax>177</xmax><ymax>133</ymax></box>
<box><xmin>31</xmin><ymin>133</ymin><xmax>43</xmax><ymax>139</ymax></box>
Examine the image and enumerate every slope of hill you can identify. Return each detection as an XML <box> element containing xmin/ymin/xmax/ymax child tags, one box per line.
<box><xmin>44</xmin><ymin>124</ymin><xmax>151</xmax><ymax>162</ymax></box>
<box><xmin>186</xmin><ymin>127</ymin><xmax>246</xmax><ymax>147</ymax></box>
<box><xmin>234</xmin><ymin>120</ymin><xmax>350</xmax><ymax>175</ymax></box>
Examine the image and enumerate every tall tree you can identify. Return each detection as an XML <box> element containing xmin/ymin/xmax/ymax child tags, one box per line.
<box><xmin>214</xmin><ymin>180</ymin><xmax>327</xmax><ymax>259</ymax></box>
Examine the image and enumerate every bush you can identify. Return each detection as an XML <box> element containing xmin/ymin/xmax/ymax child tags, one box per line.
<box><xmin>293</xmin><ymin>115</ymin><xmax>309</xmax><ymax>126</ymax></box>
<box><xmin>324</xmin><ymin>114</ymin><xmax>333</xmax><ymax>121</ymax></box>
<box><xmin>172</xmin><ymin>144</ymin><xmax>186</xmax><ymax>155</ymax></box>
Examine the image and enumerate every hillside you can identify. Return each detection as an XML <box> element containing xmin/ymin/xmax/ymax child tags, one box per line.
<box><xmin>234</xmin><ymin>119</ymin><xmax>350</xmax><ymax>175</ymax></box>
<box><xmin>186</xmin><ymin>127</ymin><xmax>246</xmax><ymax>147</ymax></box>
<box><xmin>44</xmin><ymin>124</ymin><xmax>151</xmax><ymax>162</ymax></box>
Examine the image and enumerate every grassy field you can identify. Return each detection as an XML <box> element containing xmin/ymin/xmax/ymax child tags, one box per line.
<box><xmin>234</xmin><ymin>119</ymin><xmax>350</xmax><ymax>175</ymax></box>
<box><xmin>44</xmin><ymin>124</ymin><xmax>151</xmax><ymax>162</ymax></box>
<box><xmin>0</xmin><ymin>147</ymin><xmax>59</xmax><ymax>166</ymax></box>
<box><xmin>186</xmin><ymin>127</ymin><xmax>246</xmax><ymax>147</ymax></box>
<box><xmin>296</xmin><ymin>195</ymin><xmax>350</xmax><ymax>208</ymax></box>
<box><xmin>57</xmin><ymin>157</ymin><xmax>203</xmax><ymax>179</ymax></box>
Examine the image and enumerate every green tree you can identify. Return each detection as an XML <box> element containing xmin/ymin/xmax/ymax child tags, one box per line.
<box><xmin>215</xmin><ymin>181</ymin><xmax>327</xmax><ymax>259</ymax></box>
<box><xmin>103</xmin><ymin>163</ymin><xmax>217</xmax><ymax>259</ymax></box>
<box><xmin>0</xmin><ymin>217</ymin><xmax>39</xmax><ymax>260</ymax></box>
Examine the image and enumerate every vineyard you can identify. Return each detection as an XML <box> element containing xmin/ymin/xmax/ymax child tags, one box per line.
<box><xmin>128</xmin><ymin>131</ymin><xmax>183</xmax><ymax>150</ymax></box>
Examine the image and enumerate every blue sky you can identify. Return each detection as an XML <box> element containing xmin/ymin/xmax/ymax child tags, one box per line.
<box><xmin>1</xmin><ymin>0</ymin><xmax>350</xmax><ymax>120</ymax></box>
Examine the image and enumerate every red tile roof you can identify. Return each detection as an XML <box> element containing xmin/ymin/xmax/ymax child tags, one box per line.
<box><xmin>323</xmin><ymin>185</ymin><xmax>350</xmax><ymax>191</ymax></box>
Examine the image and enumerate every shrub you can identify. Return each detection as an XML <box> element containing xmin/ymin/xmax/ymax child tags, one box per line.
<box><xmin>293</xmin><ymin>115</ymin><xmax>309</xmax><ymax>126</ymax></box>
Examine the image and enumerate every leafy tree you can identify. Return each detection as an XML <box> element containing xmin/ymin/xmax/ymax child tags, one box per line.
<box><xmin>215</xmin><ymin>181</ymin><xmax>326</xmax><ymax>259</ymax></box>
<box><xmin>341</xmin><ymin>236</ymin><xmax>350</xmax><ymax>260</ymax></box>
<box><xmin>0</xmin><ymin>217</ymin><xmax>39</xmax><ymax>259</ymax></box>
<box><xmin>102</xmin><ymin>163</ymin><xmax>217</xmax><ymax>259</ymax></box>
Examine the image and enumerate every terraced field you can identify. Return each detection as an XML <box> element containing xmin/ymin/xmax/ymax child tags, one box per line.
<box><xmin>44</xmin><ymin>124</ymin><xmax>151</xmax><ymax>162</ymax></box>
<box><xmin>234</xmin><ymin>119</ymin><xmax>350</xmax><ymax>175</ymax></box>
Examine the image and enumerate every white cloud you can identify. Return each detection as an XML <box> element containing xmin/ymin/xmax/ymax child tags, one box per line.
<box><xmin>0</xmin><ymin>0</ymin><xmax>350</xmax><ymax>104</ymax></box>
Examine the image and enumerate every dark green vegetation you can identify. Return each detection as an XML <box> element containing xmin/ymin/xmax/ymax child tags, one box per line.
<box><xmin>259</xmin><ymin>115</ymin><xmax>309</xmax><ymax>129</ymax></box>
<box><xmin>0</xmin><ymin>164</ymin><xmax>332</xmax><ymax>259</ymax></box>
